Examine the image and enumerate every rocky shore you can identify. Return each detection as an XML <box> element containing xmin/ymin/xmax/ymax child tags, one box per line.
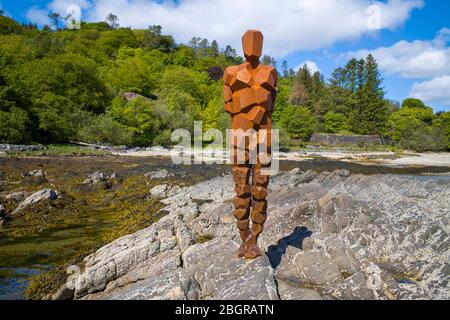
<box><xmin>59</xmin><ymin>169</ymin><xmax>449</xmax><ymax>300</ymax></box>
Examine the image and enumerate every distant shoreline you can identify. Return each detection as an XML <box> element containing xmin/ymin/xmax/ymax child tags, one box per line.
<box><xmin>111</xmin><ymin>149</ymin><xmax>450</xmax><ymax>169</ymax></box>
<box><xmin>1</xmin><ymin>143</ymin><xmax>449</xmax><ymax>169</ymax></box>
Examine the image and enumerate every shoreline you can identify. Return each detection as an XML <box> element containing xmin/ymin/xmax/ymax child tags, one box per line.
<box><xmin>1</xmin><ymin>148</ymin><xmax>450</xmax><ymax>169</ymax></box>
<box><xmin>110</xmin><ymin>149</ymin><xmax>450</xmax><ymax>169</ymax></box>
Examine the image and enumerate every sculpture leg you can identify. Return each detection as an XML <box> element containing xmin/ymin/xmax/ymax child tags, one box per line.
<box><xmin>232</xmin><ymin>164</ymin><xmax>252</xmax><ymax>257</ymax></box>
<box><xmin>246</xmin><ymin>123</ymin><xmax>272</xmax><ymax>259</ymax></box>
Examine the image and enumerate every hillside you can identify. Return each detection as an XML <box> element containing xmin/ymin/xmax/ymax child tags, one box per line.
<box><xmin>0</xmin><ymin>15</ymin><xmax>449</xmax><ymax>152</ymax></box>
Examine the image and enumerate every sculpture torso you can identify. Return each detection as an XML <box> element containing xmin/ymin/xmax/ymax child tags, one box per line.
<box><xmin>223</xmin><ymin>62</ymin><xmax>278</xmax><ymax>130</ymax></box>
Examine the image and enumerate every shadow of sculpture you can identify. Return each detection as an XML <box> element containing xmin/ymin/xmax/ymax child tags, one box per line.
<box><xmin>266</xmin><ymin>226</ymin><xmax>313</xmax><ymax>268</ymax></box>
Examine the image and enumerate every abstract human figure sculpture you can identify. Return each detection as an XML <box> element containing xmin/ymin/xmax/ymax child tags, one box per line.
<box><xmin>223</xmin><ymin>30</ymin><xmax>278</xmax><ymax>259</ymax></box>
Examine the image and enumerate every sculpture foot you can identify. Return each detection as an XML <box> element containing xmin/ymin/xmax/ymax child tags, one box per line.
<box><xmin>244</xmin><ymin>244</ymin><xmax>263</xmax><ymax>260</ymax></box>
<box><xmin>237</xmin><ymin>230</ymin><xmax>252</xmax><ymax>258</ymax></box>
<box><xmin>238</xmin><ymin>242</ymin><xmax>247</xmax><ymax>258</ymax></box>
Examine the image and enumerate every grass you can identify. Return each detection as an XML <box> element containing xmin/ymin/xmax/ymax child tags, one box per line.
<box><xmin>195</xmin><ymin>234</ymin><xmax>215</xmax><ymax>244</ymax></box>
<box><xmin>5</xmin><ymin>144</ymin><xmax>112</xmax><ymax>157</ymax></box>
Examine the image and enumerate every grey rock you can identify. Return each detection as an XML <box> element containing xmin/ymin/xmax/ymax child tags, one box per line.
<box><xmin>5</xmin><ymin>192</ymin><xmax>26</xmax><ymax>202</ymax></box>
<box><xmin>182</xmin><ymin>237</ymin><xmax>278</xmax><ymax>300</ymax></box>
<box><xmin>150</xmin><ymin>184</ymin><xmax>170</xmax><ymax>198</ymax></box>
<box><xmin>52</xmin><ymin>284</ymin><xmax>75</xmax><ymax>300</ymax></box>
<box><xmin>277</xmin><ymin>278</ymin><xmax>323</xmax><ymax>300</ymax></box>
<box><xmin>276</xmin><ymin>247</ymin><xmax>343</xmax><ymax>286</ymax></box>
<box><xmin>0</xmin><ymin>144</ymin><xmax>46</xmax><ymax>152</ymax></box>
<box><xmin>289</xmin><ymin>169</ymin><xmax>317</xmax><ymax>187</ymax></box>
<box><xmin>22</xmin><ymin>169</ymin><xmax>47</xmax><ymax>184</ymax></box>
<box><xmin>83</xmin><ymin>171</ymin><xmax>108</xmax><ymax>184</ymax></box>
<box><xmin>327</xmin><ymin>272</ymin><xmax>375</xmax><ymax>300</ymax></box>
<box><xmin>107</xmin><ymin>269</ymin><xmax>200</xmax><ymax>300</ymax></box>
<box><xmin>13</xmin><ymin>189</ymin><xmax>58</xmax><ymax>214</ymax></box>
<box><xmin>144</xmin><ymin>169</ymin><xmax>173</xmax><ymax>179</ymax></box>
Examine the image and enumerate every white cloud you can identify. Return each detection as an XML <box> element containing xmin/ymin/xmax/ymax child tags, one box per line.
<box><xmin>410</xmin><ymin>75</ymin><xmax>450</xmax><ymax>108</ymax></box>
<box><xmin>25</xmin><ymin>0</ymin><xmax>91</xmax><ymax>26</ymax></box>
<box><xmin>350</xmin><ymin>28</ymin><xmax>450</xmax><ymax>79</ymax></box>
<box><xmin>295</xmin><ymin>61</ymin><xmax>321</xmax><ymax>74</ymax></box>
<box><xmin>350</xmin><ymin>27</ymin><xmax>450</xmax><ymax>109</ymax></box>
<box><xmin>32</xmin><ymin>0</ymin><xmax>423</xmax><ymax>57</ymax></box>
<box><xmin>26</xmin><ymin>7</ymin><xmax>51</xmax><ymax>26</ymax></box>
<box><xmin>48</xmin><ymin>0</ymin><xmax>91</xmax><ymax>13</ymax></box>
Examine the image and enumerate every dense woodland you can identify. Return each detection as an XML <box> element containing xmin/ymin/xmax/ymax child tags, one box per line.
<box><xmin>0</xmin><ymin>13</ymin><xmax>449</xmax><ymax>151</ymax></box>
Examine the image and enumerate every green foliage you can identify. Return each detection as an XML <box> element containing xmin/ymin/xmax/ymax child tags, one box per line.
<box><xmin>402</xmin><ymin>98</ymin><xmax>428</xmax><ymax>109</ymax></box>
<box><xmin>323</xmin><ymin>112</ymin><xmax>349</xmax><ymax>134</ymax></box>
<box><xmin>143</xmin><ymin>25</ymin><xmax>175</xmax><ymax>53</ymax></box>
<box><xmin>387</xmin><ymin>103</ymin><xmax>446</xmax><ymax>151</ymax></box>
<box><xmin>104</xmin><ymin>47</ymin><xmax>166</xmax><ymax>96</ymax></box>
<box><xmin>0</xmin><ymin>16</ymin><xmax>22</xmax><ymax>35</ymax></box>
<box><xmin>279</xmin><ymin>105</ymin><xmax>314</xmax><ymax>141</ymax></box>
<box><xmin>77</xmin><ymin>114</ymin><xmax>133</xmax><ymax>145</ymax></box>
<box><xmin>434</xmin><ymin>112</ymin><xmax>450</xmax><ymax>150</ymax></box>
<box><xmin>0</xmin><ymin>107</ymin><xmax>29</xmax><ymax>143</ymax></box>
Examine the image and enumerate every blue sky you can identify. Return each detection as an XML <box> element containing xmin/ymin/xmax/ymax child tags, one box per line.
<box><xmin>2</xmin><ymin>0</ymin><xmax>449</xmax><ymax>111</ymax></box>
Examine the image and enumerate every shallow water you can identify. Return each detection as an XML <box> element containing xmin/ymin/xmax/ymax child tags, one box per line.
<box><xmin>0</xmin><ymin>156</ymin><xmax>448</xmax><ymax>300</ymax></box>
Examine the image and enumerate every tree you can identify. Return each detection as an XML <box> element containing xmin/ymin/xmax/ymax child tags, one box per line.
<box><xmin>350</xmin><ymin>54</ymin><xmax>387</xmax><ymax>135</ymax></box>
<box><xmin>106</xmin><ymin>13</ymin><xmax>119</xmax><ymax>29</ymax></box>
<box><xmin>104</xmin><ymin>48</ymin><xmax>166</xmax><ymax>97</ymax></box>
<box><xmin>0</xmin><ymin>107</ymin><xmax>29</xmax><ymax>143</ymax></box>
<box><xmin>0</xmin><ymin>15</ymin><xmax>22</xmax><ymax>35</ymax></box>
<box><xmin>209</xmin><ymin>40</ymin><xmax>219</xmax><ymax>57</ymax></box>
<box><xmin>387</xmin><ymin>105</ymin><xmax>442</xmax><ymax>151</ymax></box>
<box><xmin>223</xmin><ymin>45</ymin><xmax>236</xmax><ymax>60</ymax></box>
<box><xmin>290</xmin><ymin>65</ymin><xmax>312</xmax><ymax>106</ymax></box>
<box><xmin>0</xmin><ymin>9</ymin><xmax>4</xmax><ymax>16</ymax></box>
<box><xmin>323</xmin><ymin>112</ymin><xmax>349</xmax><ymax>134</ymax></box>
<box><xmin>143</xmin><ymin>25</ymin><xmax>175</xmax><ymax>53</ymax></box>
<box><xmin>262</xmin><ymin>55</ymin><xmax>277</xmax><ymax>67</ymax></box>
<box><xmin>402</xmin><ymin>98</ymin><xmax>428</xmax><ymax>109</ymax></box>
<box><xmin>279</xmin><ymin>105</ymin><xmax>315</xmax><ymax>141</ymax></box>
<box><xmin>48</xmin><ymin>12</ymin><xmax>62</xmax><ymax>30</ymax></box>
<box><xmin>434</xmin><ymin>112</ymin><xmax>450</xmax><ymax>150</ymax></box>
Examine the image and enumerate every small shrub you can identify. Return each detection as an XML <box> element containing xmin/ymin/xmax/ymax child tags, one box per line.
<box><xmin>77</xmin><ymin>115</ymin><xmax>133</xmax><ymax>146</ymax></box>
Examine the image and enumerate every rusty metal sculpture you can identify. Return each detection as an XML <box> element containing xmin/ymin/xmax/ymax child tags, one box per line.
<box><xmin>223</xmin><ymin>30</ymin><xmax>278</xmax><ymax>259</ymax></box>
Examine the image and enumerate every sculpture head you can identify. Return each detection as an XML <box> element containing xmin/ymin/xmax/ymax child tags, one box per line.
<box><xmin>242</xmin><ymin>30</ymin><xmax>263</xmax><ymax>66</ymax></box>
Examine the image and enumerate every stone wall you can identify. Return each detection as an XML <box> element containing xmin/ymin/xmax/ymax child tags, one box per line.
<box><xmin>310</xmin><ymin>134</ymin><xmax>392</xmax><ymax>146</ymax></box>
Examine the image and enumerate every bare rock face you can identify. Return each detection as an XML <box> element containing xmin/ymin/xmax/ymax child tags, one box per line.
<box><xmin>149</xmin><ymin>184</ymin><xmax>170</xmax><ymax>198</ymax></box>
<box><xmin>106</xmin><ymin>269</ymin><xmax>200</xmax><ymax>300</ymax></box>
<box><xmin>182</xmin><ymin>238</ymin><xmax>278</xmax><ymax>300</ymax></box>
<box><xmin>13</xmin><ymin>189</ymin><xmax>58</xmax><ymax>214</ymax></box>
<box><xmin>69</xmin><ymin>170</ymin><xmax>450</xmax><ymax>301</ymax></box>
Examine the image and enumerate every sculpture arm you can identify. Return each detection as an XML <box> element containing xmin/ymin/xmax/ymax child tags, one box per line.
<box><xmin>223</xmin><ymin>66</ymin><xmax>237</xmax><ymax>115</ymax></box>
